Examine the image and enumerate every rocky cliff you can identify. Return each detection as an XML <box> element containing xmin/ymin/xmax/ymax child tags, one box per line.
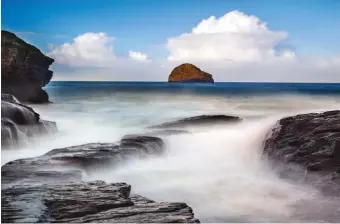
<box><xmin>168</xmin><ymin>63</ymin><xmax>214</xmax><ymax>83</ymax></box>
<box><xmin>1</xmin><ymin>30</ymin><xmax>54</xmax><ymax>103</ymax></box>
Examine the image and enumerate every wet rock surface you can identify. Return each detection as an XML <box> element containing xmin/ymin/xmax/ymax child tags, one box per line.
<box><xmin>263</xmin><ymin>110</ymin><xmax>340</xmax><ymax>196</ymax></box>
<box><xmin>1</xmin><ymin>30</ymin><xmax>54</xmax><ymax>103</ymax></box>
<box><xmin>1</xmin><ymin>181</ymin><xmax>199</xmax><ymax>223</ymax></box>
<box><xmin>1</xmin><ymin>93</ymin><xmax>20</xmax><ymax>104</ymax></box>
<box><xmin>150</xmin><ymin>115</ymin><xmax>241</xmax><ymax>129</ymax></box>
<box><xmin>1</xmin><ymin>135</ymin><xmax>200</xmax><ymax>223</ymax></box>
<box><xmin>2</xmin><ymin>135</ymin><xmax>165</xmax><ymax>185</ymax></box>
<box><xmin>1</xmin><ymin>94</ymin><xmax>57</xmax><ymax>148</ymax></box>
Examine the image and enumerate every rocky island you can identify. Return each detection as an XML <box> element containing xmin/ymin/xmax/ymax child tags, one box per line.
<box><xmin>168</xmin><ymin>63</ymin><xmax>214</xmax><ymax>83</ymax></box>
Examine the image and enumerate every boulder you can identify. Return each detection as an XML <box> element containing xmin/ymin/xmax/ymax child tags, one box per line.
<box><xmin>1</xmin><ymin>94</ymin><xmax>57</xmax><ymax>148</ymax></box>
<box><xmin>168</xmin><ymin>63</ymin><xmax>214</xmax><ymax>83</ymax></box>
<box><xmin>263</xmin><ymin>110</ymin><xmax>340</xmax><ymax>196</ymax></box>
<box><xmin>150</xmin><ymin>115</ymin><xmax>241</xmax><ymax>129</ymax></box>
<box><xmin>1</xmin><ymin>30</ymin><xmax>54</xmax><ymax>103</ymax></box>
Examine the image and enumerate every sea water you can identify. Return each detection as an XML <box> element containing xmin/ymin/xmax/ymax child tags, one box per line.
<box><xmin>2</xmin><ymin>82</ymin><xmax>340</xmax><ymax>222</ymax></box>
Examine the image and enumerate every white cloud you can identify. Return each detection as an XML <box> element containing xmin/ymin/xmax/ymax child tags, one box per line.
<box><xmin>128</xmin><ymin>51</ymin><xmax>149</xmax><ymax>61</ymax></box>
<box><xmin>167</xmin><ymin>10</ymin><xmax>295</xmax><ymax>62</ymax></box>
<box><xmin>48</xmin><ymin>32</ymin><xmax>116</xmax><ymax>67</ymax></box>
<box><xmin>46</xmin><ymin>10</ymin><xmax>340</xmax><ymax>82</ymax></box>
<box><xmin>316</xmin><ymin>56</ymin><xmax>340</xmax><ymax>69</ymax></box>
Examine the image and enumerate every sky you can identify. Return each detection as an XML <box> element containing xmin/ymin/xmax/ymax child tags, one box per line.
<box><xmin>2</xmin><ymin>0</ymin><xmax>340</xmax><ymax>82</ymax></box>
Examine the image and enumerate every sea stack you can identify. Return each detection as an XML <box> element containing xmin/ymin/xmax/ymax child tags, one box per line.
<box><xmin>1</xmin><ymin>30</ymin><xmax>54</xmax><ymax>103</ymax></box>
<box><xmin>168</xmin><ymin>63</ymin><xmax>214</xmax><ymax>83</ymax></box>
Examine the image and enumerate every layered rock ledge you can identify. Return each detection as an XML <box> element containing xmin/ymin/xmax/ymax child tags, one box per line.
<box><xmin>1</xmin><ymin>181</ymin><xmax>199</xmax><ymax>223</ymax></box>
<box><xmin>168</xmin><ymin>63</ymin><xmax>214</xmax><ymax>83</ymax></box>
<box><xmin>1</xmin><ymin>135</ymin><xmax>199</xmax><ymax>223</ymax></box>
<box><xmin>1</xmin><ymin>30</ymin><xmax>54</xmax><ymax>103</ymax></box>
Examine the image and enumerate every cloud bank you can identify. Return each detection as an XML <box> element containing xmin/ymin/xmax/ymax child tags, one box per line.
<box><xmin>48</xmin><ymin>32</ymin><xmax>116</xmax><ymax>67</ymax></box>
<box><xmin>167</xmin><ymin>10</ymin><xmax>295</xmax><ymax>62</ymax></box>
<box><xmin>48</xmin><ymin>11</ymin><xmax>339</xmax><ymax>82</ymax></box>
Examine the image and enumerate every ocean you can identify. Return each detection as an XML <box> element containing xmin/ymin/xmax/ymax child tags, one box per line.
<box><xmin>2</xmin><ymin>81</ymin><xmax>340</xmax><ymax>222</ymax></box>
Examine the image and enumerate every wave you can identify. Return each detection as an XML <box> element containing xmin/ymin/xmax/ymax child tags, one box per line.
<box><xmin>79</xmin><ymin>117</ymin><xmax>325</xmax><ymax>222</ymax></box>
<box><xmin>2</xmin><ymin>92</ymin><xmax>340</xmax><ymax>222</ymax></box>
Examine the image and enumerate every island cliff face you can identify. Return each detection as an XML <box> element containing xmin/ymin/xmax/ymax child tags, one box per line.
<box><xmin>1</xmin><ymin>30</ymin><xmax>54</xmax><ymax>103</ymax></box>
<box><xmin>168</xmin><ymin>63</ymin><xmax>214</xmax><ymax>83</ymax></box>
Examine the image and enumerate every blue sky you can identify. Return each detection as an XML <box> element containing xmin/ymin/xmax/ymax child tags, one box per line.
<box><xmin>2</xmin><ymin>0</ymin><xmax>340</xmax><ymax>57</ymax></box>
<box><xmin>2</xmin><ymin>0</ymin><xmax>340</xmax><ymax>82</ymax></box>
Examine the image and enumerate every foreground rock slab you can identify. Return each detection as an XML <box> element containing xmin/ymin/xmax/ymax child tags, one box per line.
<box><xmin>1</xmin><ymin>135</ymin><xmax>199</xmax><ymax>223</ymax></box>
<box><xmin>263</xmin><ymin>110</ymin><xmax>340</xmax><ymax>196</ymax></box>
<box><xmin>151</xmin><ymin>114</ymin><xmax>241</xmax><ymax>129</ymax></box>
<box><xmin>1</xmin><ymin>181</ymin><xmax>199</xmax><ymax>223</ymax></box>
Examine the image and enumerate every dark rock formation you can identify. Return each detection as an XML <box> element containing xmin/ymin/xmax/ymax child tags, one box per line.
<box><xmin>168</xmin><ymin>63</ymin><xmax>214</xmax><ymax>83</ymax></box>
<box><xmin>150</xmin><ymin>115</ymin><xmax>241</xmax><ymax>129</ymax></box>
<box><xmin>263</xmin><ymin>110</ymin><xmax>340</xmax><ymax>196</ymax></box>
<box><xmin>1</xmin><ymin>135</ymin><xmax>199</xmax><ymax>223</ymax></box>
<box><xmin>1</xmin><ymin>181</ymin><xmax>199</xmax><ymax>223</ymax></box>
<box><xmin>1</xmin><ymin>30</ymin><xmax>54</xmax><ymax>103</ymax></box>
<box><xmin>1</xmin><ymin>94</ymin><xmax>57</xmax><ymax>148</ymax></box>
<box><xmin>2</xmin><ymin>135</ymin><xmax>164</xmax><ymax>185</ymax></box>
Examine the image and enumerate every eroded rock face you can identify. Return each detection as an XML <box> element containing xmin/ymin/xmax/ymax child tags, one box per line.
<box><xmin>1</xmin><ymin>135</ymin><xmax>200</xmax><ymax>223</ymax></box>
<box><xmin>1</xmin><ymin>94</ymin><xmax>57</xmax><ymax>148</ymax></box>
<box><xmin>150</xmin><ymin>115</ymin><xmax>241</xmax><ymax>129</ymax></box>
<box><xmin>1</xmin><ymin>30</ymin><xmax>54</xmax><ymax>103</ymax></box>
<box><xmin>168</xmin><ymin>63</ymin><xmax>214</xmax><ymax>83</ymax></box>
<box><xmin>263</xmin><ymin>110</ymin><xmax>340</xmax><ymax>196</ymax></box>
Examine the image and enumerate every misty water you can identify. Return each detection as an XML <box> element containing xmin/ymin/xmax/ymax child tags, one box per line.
<box><xmin>2</xmin><ymin>82</ymin><xmax>340</xmax><ymax>222</ymax></box>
